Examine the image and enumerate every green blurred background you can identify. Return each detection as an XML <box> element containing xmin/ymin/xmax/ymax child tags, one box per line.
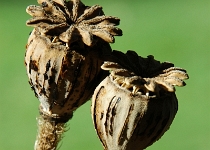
<box><xmin>0</xmin><ymin>0</ymin><xmax>209</xmax><ymax>149</ymax></box>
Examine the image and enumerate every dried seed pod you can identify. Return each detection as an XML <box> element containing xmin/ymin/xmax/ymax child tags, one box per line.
<box><xmin>91</xmin><ymin>50</ymin><xmax>189</xmax><ymax>150</ymax></box>
<box><xmin>25</xmin><ymin>0</ymin><xmax>122</xmax><ymax>123</ymax></box>
<box><xmin>25</xmin><ymin>29</ymin><xmax>112</xmax><ymax>150</ymax></box>
<box><xmin>25</xmin><ymin>0</ymin><xmax>122</xmax><ymax>149</ymax></box>
<box><xmin>25</xmin><ymin>29</ymin><xmax>110</xmax><ymax>123</ymax></box>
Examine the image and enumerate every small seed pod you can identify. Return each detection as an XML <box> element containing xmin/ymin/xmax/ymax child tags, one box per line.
<box><xmin>91</xmin><ymin>50</ymin><xmax>189</xmax><ymax>150</ymax></box>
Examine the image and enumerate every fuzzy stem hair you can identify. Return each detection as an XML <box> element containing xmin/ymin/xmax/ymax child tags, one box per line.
<box><xmin>34</xmin><ymin>116</ymin><xmax>66</xmax><ymax>150</ymax></box>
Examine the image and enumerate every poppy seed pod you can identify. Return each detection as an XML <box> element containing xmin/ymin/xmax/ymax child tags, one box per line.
<box><xmin>25</xmin><ymin>29</ymin><xmax>110</xmax><ymax>123</ymax></box>
<box><xmin>91</xmin><ymin>50</ymin><xmax>189</xmax><ymax>150</ymax></box>
<box><xmin>25</xmin><ymin>0</ymin><xmax>122</xmax><ymax>124</ymax></box>
<box><xmin>25</xmin><ymin>0</ymin><xmax>122</xmax><ymax>149</ymax></box>
<box><xmin>25</xmin><ymin>29</ymin><xmax>112</xmax><ymax>150</ymax></box>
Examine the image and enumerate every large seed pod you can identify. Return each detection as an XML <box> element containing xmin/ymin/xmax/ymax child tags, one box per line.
<box><xmin>91</xmin><ymin>50</ymin><xmax>189</xmax><ymax>150</ymax></box>
<box><xmin>25</xmin><ymin>0</ymin><xmax>122</xmax><ymax>123</ymax></box>
<box><xmin>25</xmin><ymin>0</ymin><xmax>122</xmax><ymax>149</ymax></box>
<box><xmin>25</xmin><ymin>29</ymin><xmax>111</xmax><ymax>123</ymax></box>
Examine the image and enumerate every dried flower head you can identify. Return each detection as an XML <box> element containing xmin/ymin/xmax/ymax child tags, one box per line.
<box><xmin>25</xmin><ymin>29</ymin><xmax>110</xmax><ymax>124</ymax></box>
<box><xmin>25</xmin><ymin>0</ymin><xmax>122</xmax><ymax>149</ymax></box>
<box><xmin>91</xmin><ymin>50</ymin><xmax>189</xmax><ymax>150</ymax></box>
<box><xmin>26</xmin><ymin>0</ymin><xmax>122</xmax><ymax>47</ymax></box>
<box><xmin>25</xmin><ymin>0</ymin><xmax>122</xmax><ymax>123</ymax></box>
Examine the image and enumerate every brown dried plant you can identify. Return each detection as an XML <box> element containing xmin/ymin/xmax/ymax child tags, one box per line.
<box><xmin>25</xmin><ymin>0</ymin><xmax>122</xmax><ymax>149</ymax></box>
<box><xmin>25</xmin><ymin>0</ymin><xmax>189</xmax><ymax>149</ymax></box>
<box><xmin>91</xmin><ymin>50</ymin><xmax>189</xmax><ymax>150</ymax></box>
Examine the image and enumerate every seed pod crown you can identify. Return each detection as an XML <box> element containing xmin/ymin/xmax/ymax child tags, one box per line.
<box><xmin>102</xmin><ymin>50</ymin><xmax>189</xmax><ymax>97</ymax></box>
<box><xmin>26</xmin><ymin>0</ymin><xmax>122</xmax><ymax>47</ymax></box>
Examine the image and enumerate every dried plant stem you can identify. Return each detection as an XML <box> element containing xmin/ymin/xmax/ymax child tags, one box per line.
<box><xmin>34</xmin><ymin>116</ymin><xmax>66</xmax><ymax>150</ymax></box>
